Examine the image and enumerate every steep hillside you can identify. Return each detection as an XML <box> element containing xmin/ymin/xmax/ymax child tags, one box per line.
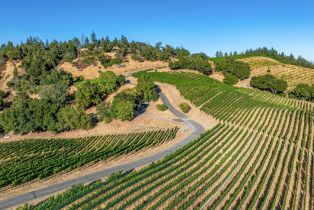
<box><xmin>59</xmin><ymin>54</ymin><xmax>168</xmax><ymax>80</ymax></box>
<box><xmin>238</xmin><ymin>56</ymin><xmax>314</xmax><ymax>90</ymax></box>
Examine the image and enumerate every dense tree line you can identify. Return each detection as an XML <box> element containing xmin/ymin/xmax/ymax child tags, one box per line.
<box><xmin>0</xmin><ymin>34</ymin><xmax>184</xmax><ymax>135</ymax></box>
<box><xmin>250</xmin><ymin>74</ymin><xmax>288</xmax><ymax>94</ymax></box>
<box><xmin>215</xmin><ymin>57</ymin><xmax>251</xmax><ymax>81</ymax></box>
<box><xmin>0</xmin><ymin>90</ymin><xmax>92</xmax><ymax>134</ymax></box>
<box><xmin>169</xmin><ymin>53</ymin><xmax>212</xmax><ymax>75</ymax></box>
<box><xmin>215</xmin><ymin>47</ymin><xmax>314</xmax><ymax>69</ymax></box>
<box><xmin>0</xmin><ymin>70</ymin><xmax>126</xmax><ymax>135</ymax></box>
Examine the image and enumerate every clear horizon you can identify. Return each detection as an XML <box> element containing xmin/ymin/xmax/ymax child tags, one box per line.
<box><xmin>0</xmin><ymin>0</ymin><xmax>313</xmax><ymax>61</ymax></box>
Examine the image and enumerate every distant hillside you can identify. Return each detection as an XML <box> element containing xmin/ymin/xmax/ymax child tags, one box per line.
<box><xmin>239</xmin><ymin>56</ymin><xmax>314</xmax><ymax>90</ymax></box>
<box><xmin>214</xmin><ymin>47</ymin><xmax>314</xmax><ymax>69</ymax></box>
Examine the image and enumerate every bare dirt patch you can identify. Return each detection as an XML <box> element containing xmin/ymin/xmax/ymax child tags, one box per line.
<box><xmin>0</xmin><ymin>61</ymin><xmax>22</xmax><ymax>91</ymax></box>
<box><xmin>210</xmin><ymin>71</ymin><xmax>224</xmax><ymax>83</ymax></box>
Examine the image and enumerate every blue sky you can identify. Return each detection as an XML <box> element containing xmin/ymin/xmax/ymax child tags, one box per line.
<box><xmin>0</xmin><ymin>0</ymin><xmax>313</xmax><ymax>61</ymax></box>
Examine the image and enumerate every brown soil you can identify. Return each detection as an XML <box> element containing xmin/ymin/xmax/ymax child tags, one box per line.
<box><xmin>0</xmin><ymin>61</ymin><xmax>22</xmax><ymax>91</ymax></box>
<box><xmin>209</xmin><ymin>71</ymin><xmax>224</xmax><ymax>82</ymax></box>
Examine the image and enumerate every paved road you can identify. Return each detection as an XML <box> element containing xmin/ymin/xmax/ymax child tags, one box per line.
<box><xmin>0</xmin><ymin>91</ymin><xmax>204</xmax><ymax>209</ymax></box>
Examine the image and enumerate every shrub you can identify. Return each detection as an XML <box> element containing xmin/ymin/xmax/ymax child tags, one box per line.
<box><xmin>110</xmin><ymin>92</ymin><xmax>137</xmax><ymax>121</ymax></box>
<box><xmin>75</xmin><ymin>81</ymin><xmax>102</xmax><ymax>109</ymax></box>
<box><xmin>57</xmin><ymin>106</ymin><xmax>92</xmax><ymax>131</ymax></box>
<box><xmin>156</xmin><ymin>104</ymin><xmax>168</xmax><ymax>111</ymax></box>
<box><xmin>215</xmin><ymin>58</ymin><xmax>250</xmax><ymax>80</ymax></box>
<box><xmin>223</xmin><ymin>72</ymin><xmax>239</xmax><ymax>85</ymax></box>
<box><xmin>0</xmin><ymin>90</ymin><xmax>6</xmax><ymax>107</ymax></box>
<box><xmin>96</xmin><ymin>102</ymin><xmax>113</xmax><ymax>123</ymax></box>
<box><xmin>250</xmin><ymin>74</ymin><xmax>288</xmax><ymax>94</ymax></box>
<box><xmin>290</xmin><ymin>83</ymin><xmax>314</xmax><ymax>101</ymax></box>
<box><xmin>136</xmin><ymin>74</ymin><xmax>158</xmax><ymax>102</ymax></box>
<box><xmin>179</xmin><ymin>102</ymin><xmax>191</xmax><ymax>113</ymax></box>
<box><xmin>169</xmin><ymin>53</ymin><xmax>212</xmax><ymax>75</ymax></box>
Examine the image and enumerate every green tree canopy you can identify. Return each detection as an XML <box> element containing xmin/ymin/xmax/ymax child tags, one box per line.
<box><xmin>136</xmin><ymin>75</ymin><xmax>158</xmax><ymax>102</ymax></box>
<box><xmin>57</xmin><ymin>106</ymin><xmax>92</xmax><ymax>131</ymax></box>
<box><xmin>250</xmin><ymin>74</ymin><xmax>288</xmax><ymax>94</ymax></box>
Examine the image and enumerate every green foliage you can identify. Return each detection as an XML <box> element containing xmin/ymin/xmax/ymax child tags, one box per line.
<box><xmin>96</xmin><ymin>101</ymin><xmax>113</xmax><ymax>123</ymax></box>
<box><xmin>0</xmin><ymin>90</ymin><xmax>5</xmax><ymax>107</ymax></box>
<box><xmin>290</xmin><ymin>83</ymin><xmax>314</xmax><ymax>101</ymax></box>
<box><xmin>75</xmin><ymin>71</ymin><xmax>126</xmax><ymax>109</ymax></box>
<box><xmin>169</xmin><ymin>53</ymin><xmax>212</xmax><ymax>75</ymax></box>
<box><xmin>98</xmin><ymin>54</ymin><xmax>122</xmax><ymax>68</ymax></box>
<box><xmin>110</xmin><ymin>92</ymin><xmax>137</xmax><ymax>121</ymax></box>
<box><xmin>179</xmin><ymin>102</ymin><xmax>191</xmax><ymax>113</ymax></box>
<box><xmin>39</xmin><ymin>84</ymin><xmax>69</xmax><ymax>107</ymax></box>
<box><xmin>250</xmin><ymin>74</ymin><xmax>288</xmax><ymax>94</ymax></box>
<box><xmin>215</xmin><ymin>57</ymin><xmax>250</xmax><ymax>80</ymax></box>
<box><xmin>156</xmin><ymin>104</ymin><xmax>168</xmax><ymax>111</ymax></box>
<box><xmin>95</xmin><ymin>71</ymin><xmax>125</xmax><ymax>94</ymax></box>
<box><xmin>0</xmin><ymin>93</ymin><xmax>59</xmax><ymax>134</ymax></box>
<box><xmin>40</xmin><ymin>69</ymin><xmax>73</xmax><ymax>87</ymax></box>
<box><xmin>57</xmin><ymin>106</ymin><xmax>92</xmax><ymax>131</ymax></box>
<box><xmin>75</xmin><ymin>81</ymin><xmax>102</xmax><ymax>108</ymax></box>
<box><xmin>136</xmin><ymin>74</ymin><xmax>158</xmax><ymax>102</ymax></box>
<box><xmin>0</xmin><ymin>129</ymin><xmax>178</xmax><ymax>188</ymax></box>
<box><xmin>223</xmin><ymin>72</ymin><xmax>239</xmax><ymax>85</ymax></box>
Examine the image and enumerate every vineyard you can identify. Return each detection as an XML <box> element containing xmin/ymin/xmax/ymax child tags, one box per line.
<box><xmin>21</xmin><ymin>72</ymin><xmax>314</xmax><ymax>210</ymax></box>
<box><xmin>239</xmin><ymin>56</ymin><xmax>314</xmax><ymax>90</ymax></box>
<box><xmin>0</xmin><ymin>128</ymin><xmax>178</xmax><ymax>188</ymax></box>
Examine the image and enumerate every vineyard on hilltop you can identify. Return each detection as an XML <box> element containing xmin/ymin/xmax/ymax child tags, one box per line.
<box><xmin>23</xmin><ymin>72</ymin><xmax>313</xmax><ymax>210</ymax></box>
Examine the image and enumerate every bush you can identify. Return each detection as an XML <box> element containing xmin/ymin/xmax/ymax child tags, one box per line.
<box><xmin>110</xmin><ymin>92</ymin><xmax>137</xmax><ymax>121</ymax></box>
<box><xmin>179</xmin><ymin>102</ymin><xmax>191</xmax><ymax>113</ymax></box>
<box><xmin>96</xmin><ymin>102</ymin><xmax>113</xmax><ymax>123</ymax></box>
<box><xmin>98</xmin><ymin>54</ymin><xmax>122</xmax><ymax>68</ymax></box>
<box><xmin>215</xmin><ymin>58</ymin><xmax>250</xmax><ymax>80</ymax></box>
<box><xmin>250</xmin><ymin>74</ymin><xmax>288</xmax><ymax>94</ymax></box>
<box><xmin>156</xmin><ymin>104</ymin><xmax>168</xmax><ymax>111</ymax></box>
<box><xmin>75</xmin><ymin>81</ymin><xmax>102</xmax><ymax>109</ymax></box>
<box><xmin>136</xmin><ymin>74</ymin><xmax>158</xmax><ymax>102</ymax></box>
<box><xmin>57</xmin><ymin>106</ymin><xmax>92</xmax><ymax>131</ymax></box>
<box><xmin>290</xmin><ymin>83</ymin><xmax>314</xmax><ymax>101</ymax></box>
<box><xmin>223</xmin><ymin>72</ymin><xmax>239</xmax><ymax>85</ymax></box>
<box><xmin>0</xmin><ymin>90</ymin><xmax>6</xmax><ymax>107</ymax></box>
<box><xmin>169</xmin><ymin>53</ymin><xmax>212</xmax><ymax>75</ymax></box>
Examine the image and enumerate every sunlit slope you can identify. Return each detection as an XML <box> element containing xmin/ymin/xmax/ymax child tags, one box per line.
<box><xmin>238</xmin><ymin>56</ymin><xmax>314</xmax><ymax>90</ymax></box>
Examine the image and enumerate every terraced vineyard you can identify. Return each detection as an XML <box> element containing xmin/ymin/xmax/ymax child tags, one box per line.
<box><xmin>239</xmin><ymin>56</ymin><xmax>314</xmax><ymax>90</ymax></box>
<box><xmin>0</xmin><ymin>128</ymin><xmax>178</xmax><ymax>188</ymax></box>
<box><xmin>22</xmin><ymin>72</ymin><xmax>313</xmax><ymax>210</ymax></box>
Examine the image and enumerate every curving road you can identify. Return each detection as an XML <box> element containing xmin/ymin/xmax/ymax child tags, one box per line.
<box><xmin>0</xmin><ymin>91</ymin><xmax>204</xmax><ymax>209</ymax></box>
